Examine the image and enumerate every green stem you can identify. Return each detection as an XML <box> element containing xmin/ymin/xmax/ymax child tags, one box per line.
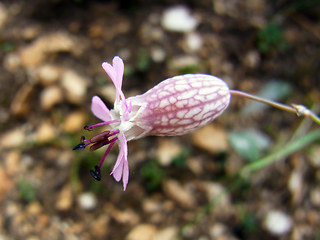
<box><xmin>239</xmin><ymin>128</ymin><xmax>320</xmax><ymax>177</ymax></box>
<box><xmin>230</xmin><ymin>90</ymin><xmax>320</xmax><ymax>125</ymax></box>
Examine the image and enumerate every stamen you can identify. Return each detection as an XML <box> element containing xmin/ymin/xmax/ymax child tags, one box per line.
<box><xmin>84</xmin><ymin>120</ymin><xmax>121</xmax><ymax>130</ymax></box>
<box><xmin>90</xmin><ymin>165</ymin><xmax>101</xmax><ymax>181</ymax></box>
<box><xmin>72</xmin><ymin>143</ymin><xmax>86</xmax><ymax>150</ymax></box>
<box><xmin>98</xmin><ymin>139</ymin><xmax>117</xmax><ymax>168</ymax></box>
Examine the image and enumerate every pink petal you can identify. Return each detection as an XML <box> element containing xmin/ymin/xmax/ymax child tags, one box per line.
<box><xmin>102</xmin><ymin>62</ymin><xmax>116</xmax><ymax>84</ymax></box>
<box><xmin>112</xmin><ymin>56</ymin><xmax>124</xmax><ymax>90</ymax></box>
<box><xmin>91</xmin><ymin>96</ymin><xmax>112</xmax><ymax>122</ymax></box>
<box><xmin>122</xmin><ymin>159</ymin><xmax>129</xmax><ymax>190</ymax></box>
<box><xmin>112</xmin><ymin>159</ymin><xmax>123</xmax><ymax>182</ymax></box>
<box><xmin>110</xmin><ymin>132</ymin><xmax>129</xmax><ymax>189</ymax></box>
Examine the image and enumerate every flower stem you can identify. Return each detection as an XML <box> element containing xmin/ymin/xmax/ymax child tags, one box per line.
<box><xmin>230</xmin><ymin>90</ymin><xmax>320</xmax><ymax>125</ymax></box>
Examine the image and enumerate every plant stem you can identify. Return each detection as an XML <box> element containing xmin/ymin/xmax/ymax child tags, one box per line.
<box><xmin>230</xmin><ymin>89</ymin><xmax>320</xmax><ymax>124</ymax></box>
<box><xmin>239</xmin><ymin>128</ymin><xmax>320</xmax><ymax>177</ymax></box>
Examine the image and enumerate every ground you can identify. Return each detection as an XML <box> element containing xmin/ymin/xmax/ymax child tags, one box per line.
<box><xmin>0</xmin><ymin>0</ymin><xmax>320</xmax><ymax>240</ymax></box>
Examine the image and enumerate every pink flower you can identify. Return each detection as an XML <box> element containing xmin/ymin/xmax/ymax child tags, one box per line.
<box><xmin>73</xmin><ymin>56</ymin><xmax>230</xmax><ymax>190</ymax></box>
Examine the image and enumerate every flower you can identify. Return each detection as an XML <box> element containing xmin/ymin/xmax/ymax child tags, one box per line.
<box><xmin>73</xmin><ymin>56</ymin><xmax>231</xmax><ymax>190</ymax></box>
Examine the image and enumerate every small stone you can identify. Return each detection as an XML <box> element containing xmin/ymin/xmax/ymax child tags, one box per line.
<box><xmin>186</xmin><ymin>157</ymin><xmax>204</xmax><ymax>175</ymax></box>
<box><xmin>310</xmin><ymin>188</ymin><xmax>320</xmax><ymax>207</ymax></box>
<box><xmin>3</xmin><ymin>53</ymin><xmax>21</xmax><ymax>72</ymax></box>
<box><xmin>264</xmin><ymin>210</ymin><xmax>292</xmax><ymax>236</ymax></box>
<box><xmin>36</xmin><ymin>64</ymin><xmax>62</xmax><ymax>86</ymax></box>
<box><xmin>191</xmin><ymin>124</ymin><xmax>228</xmax><ymax>154</ymax></box>
<box><xmin>36</xmin><ymin>122</ymin><xmax>57</xmax><ymax>143</ymax></box>
<box><xmin>0</xmin><ymin>3</ymin><xmax>8</xmax><ymax>30</ymax></box>
<box><xmin>40</xmin><ymin>85</ymin><xmax>63</xmax><ymax>110</ymax></box>
<box><xmin>288</xmin><ymin>170</ymin><xmax>304</xmax><ymax>204</ymax></box>
<box><xmin>308</xmin><ymin>146</ymin><xmax>320</xmax><ymax>167</ymax></box>
<box><xmin>56</xmin><ymin>185</ymin><xmax>73</xmax><ymax>211</ymax></box>
<box><xmin>90</xmin><ymin>215</ymin><xmax>110</xmax><ymax>238</ymax></box>
<box><xmin>243</xmin><ymin>50</ymin><xmax>260</xmax><ymax>69</ymax></box>
<box><xmin>156</xmin><ymin>139</ymin><xmax>182</xmax><ymax>166</ymax></box>
<box><xmin>168</xmin><ymin>55</ymin><xmax>199</xmax><ymax>71</ymax></box>
<box><xmin>161</xmin><ymin>6</ymin><xmax>199</xmax><ymax>33</ymax></box>
<box><xmin>201</xmin><ymin>182</ymin><xmax>231</xmax><ymax>214</ymax></box>
<box><xmin>209</xmin><ymin>223</ymin><xmax>228</xmax><ymax>238</ymax></box>
<box><xmin>77</xmin><ymin>192</ymin><xmax>97</xmax><ymax>211</ymax></box>
<box><xmin>213</xmin><ymin>0</ymin><xmax>239</xmax><ymax>16</ymax></box>
<box><xmin>151</xmin><ymin>47</ymin><xmax>166</xmax><ymax>63</ymax></box>
<box><xmin>4</xmin><ymin>151</ymin><xmax>21</xmax><ymax>176</ymax></box>
<box><xmin>63</xmin><ymin>111</ymin><xmax>87</xmax><ymax>133</ymax></box>
<box><xmin>142</xmin><ymin>198</ymin><xmax>162</xmax><ymax>213</ymax></box>
<box><xmin>26</xmin><ymin>202</ymin><xmax>42</xmax><ymax>215</ymax></box>
<box><xmin>0</xmin><ymin>128</ymin><xmax>26</xmax><ymax>149</ymax></box>
<box><xmin>19</xmin><ymin>32</ymin><xmax>80</xmax><ymax>67</ymax></box>
<box><xmin>99</xmin><ymin>84</ymin><xmax>117</xmax><ymax>104</ymax></box>
<box><xmin>184</xmin><ymin>32</ymin><xmax>203</xmax><ymax>52</ymax></box>
<box><xmin>126</xmin><ymin>224</ymin><xmax>157</xmax><ymax>240</ymax></box>
<box><xmin>152</xmin><ymin>226</ymin><xmax>178</xmax><ymax>240</ymax></box>
<box><xmin>60</xmin><ymin>70</ymin><xmax>88</xmax><ymax>104</ymax></box>
<box><xmin>104</xmin><ymin>203</ymin><xmax>140</xmax><ymax>225</ymax></box>
<box><xmin>11</xmin><ymin>83</ymin><xmax>34</xmax><ymax>116</ymax></box>
<box><xmin>0</xmin><ymin>166</ymin><xmax>14</xmax><ymax>203</ymax></box>
<box><xmin>163</xmin><ymin>179</ymin><xmax>196</xmax><ymax>208</ymax></box>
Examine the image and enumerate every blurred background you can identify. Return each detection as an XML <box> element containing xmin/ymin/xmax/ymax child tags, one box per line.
<box><xmin>0</xmin><ymin>0</ymin><xmax>319</xmax><ymax>239</ymax></box>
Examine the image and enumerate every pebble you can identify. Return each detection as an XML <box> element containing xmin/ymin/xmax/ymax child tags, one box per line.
<box><xmin>152</xmin><ymin>226</ymin><xmax>178</xmax><ymax>240</ymax></box>
<box><xmin>19</xmin><ymin>32</ymin><xmax>80</xmax><ymax>67</ymax></box>
<box><xmin>4</xmin><ymin>151</ymin><xmax>21</xmax><ymax>175</ymax></box>
<box><xmin>3</xmin><ymin>53</ymin><xmax>21</xmax><ymax>72</ymax></box>
<box><xmin>104</xmin><ymin>203</ymin><xmax>140</xmax><ymax>225</ymax></box>
<box><xmin>201</xmin><ymin>182</ymin><xmax>231</xmax><ymax>216</ymax></box>
<box><xmin>0</xmin><ymin>3</ymin><xmax>8</xmax><ymax>30</ymax></box>
<box><xmin>156</xmin><ymin>139</ymin><xmax>182</xmax><ymax>166</ymax></box>
<box><xmin>168</xmin><ymin>55</ymin><xmax>199</xmax><ymax>71</ymax></box>
<box><xmin>36</xmin><ymin>121</ymin><xmax>57</xmax><ymax>143</ymax></box>
<box><xmin>0</xmin><ymin>166</ymin><xmax>14</xmax><ymax>203</ymax></box>
<box><xmin>243</xmin><ymin>50</ymin><xmax>260</xmax><ymax>69</ymax></box>
<box><xmin>142</xmin><ymin>198</ymin><xmax>162</xmax><ymax>213</ymax></box>
<box><xmin>90</xmin><ymin>215</ymin><xmax>110</xmax><ymax>238</ymax></box>
<box><xmin>36</xmin><ymin>64</ymin><xmax>62</xmax><ymax>86</ymax></box>
<box><xmin>184</xmin><ymin>32</ymin><xmax>203</xmax><ymax>52</ymax></box>
<box><xmin>63</xmin><ymin>111</ymin><xmax>87</xmax><ymax>133</ymax></box>
<box><xmin>263</xmin><ymin>210</ymin><xmax>293</xmax><ymax>236</ymax></box>
<box><xmin>11</xmin><ymin>83</ymin><xmax>34</xmax><ymax>116</ymax></box>
<box><xmin>126</xmin><ymin>224</ymin><xmax>157</xmax><ymax>240</ymax></box>
<box><xmin>186</xmin><ymin>157</ymin><xmax>204</xmax><ymax>175</ymax></box>
<box><xmin>213</xmin><ymin>0</ymin><xmax>239</xmax><ymax>16</ymax></box>
<box><xmin>163</xmin><ymin>179</ymin><xmax>196</xmax><ymax>208</ymax></box>
<box><xmin>0</xmin><ymin>128</ymin><xmax>26</xmax><ymax>149</ymax></box>
<box><xmin>60</xmin><ymin>70</ymin><xmax>88</xmax><ymax>104</ymax></box>
<box><xmin>77</xmin><ymin>192</ymin><xmax>97</xmax><ymax>211</ymax></box>
<box><xmin>310</xmin><ymin>188</ymin><xmax>320</xmax><ymax>207</ymax></box>
<box><xmin>99</xmin><ymin>84</ymin><xmax>117</xmax><ymax>104</ymax></box>
<box><xmin>191</xmin><ymin>125</ymin><xmax>228</xmax><ymax>154</ymax></box>
<box><xmin>209</xmin><ymin>223</ymin><xmax>228</xmax><ymax>238</ymax></box>
<box><xmin>40</xmin><ymin>85</ymin><xmax>63</xmax><ymax>110</ymax></box>
<box><xmin>308</xmin><ymin>146</ymin><xmax>320</xmax><ymax>167</ymax></box>
<box><xmin>56</xmin><ymin>185</ymin><xmax>73</xmax><ymax>211</ymax></box>
<box><xmin>288</xmin><ymin>170</ymin><xmax>304</xmax><ymax>204</ymax></box>
<box><xmin>150</xmin><ymin>47</ymin><xmax>166</xmax><ymax>63</ymax></box>
<box><xmin>161</xmin><ymin>6</ymin><xmax>199</xmax><ymax>33</ymax></box>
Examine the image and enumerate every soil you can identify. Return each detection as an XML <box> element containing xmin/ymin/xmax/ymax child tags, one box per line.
<box><xmin>0</xmin><ymin>0</ymin><xmax>319</xmax><ymax>240</ymax></box>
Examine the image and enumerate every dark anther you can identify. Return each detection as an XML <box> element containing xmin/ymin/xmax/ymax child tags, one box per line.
<box><xmin>72</xmin><ymin>143</ymin><xmax>86</xmax><ymax>150</ymax></box>
<box><xmin>80</xmin><ymin>136</ymin><xmax>85</xmax><ymax>143</ymax></box>
<box><xmin>90</xmin><ymin>165</ymin><xmax>101</xmax><ymax>181</ymax></box>
<box><xmin>84</xmin><ymin>125</ymin><xmax>93</xmax><ymax>131</ymax></box>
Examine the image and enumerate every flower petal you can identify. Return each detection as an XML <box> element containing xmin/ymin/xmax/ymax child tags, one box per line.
<box><xmin>91</xmin><ymin>96</ymin><xmax>112</xmax><ymax>122</ymax></box>
<box><xmin>110</xmin><ymin>132</ymin><xmax>129</xmax><ymax>190</ymax></box>
<box><xmin>122</xmin><ymin>159</ymin><xmax>129</xmax><ymax>190</ymax></box>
